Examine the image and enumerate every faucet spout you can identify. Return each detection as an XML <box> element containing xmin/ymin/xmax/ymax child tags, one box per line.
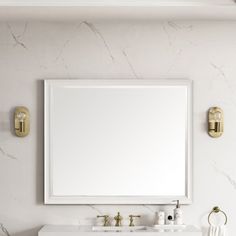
<box><xmin>114</xmin><ymin>212</ymin><xmax>123</xmax><ymax>227</ymax></box>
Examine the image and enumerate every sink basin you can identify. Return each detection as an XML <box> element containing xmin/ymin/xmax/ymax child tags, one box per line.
<box><xmin>92</xmin><ymin>226</ymin><xmax>147</xmax><ymax>232</ymax></box>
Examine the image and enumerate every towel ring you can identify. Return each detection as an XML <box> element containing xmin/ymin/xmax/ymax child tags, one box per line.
<box><xmin>208</xmin><ymin>206</ymin><xmax>227</xmax><ymax>226</ymax></box>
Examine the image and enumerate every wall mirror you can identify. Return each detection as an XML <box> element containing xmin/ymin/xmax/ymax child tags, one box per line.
<box><xmin>44</xmin><ymin>79</ymin><xmax>192</xmax><ymax>204</ymax></box>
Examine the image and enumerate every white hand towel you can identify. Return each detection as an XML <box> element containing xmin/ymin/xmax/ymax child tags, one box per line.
<box><xmin>220</xmin><ymin>225</ymin><xmax>226</xmax><ymax>236</ymax></box>
<box><xmin>208</xmin><ymin>225</ymin><xmax>226</xmax><ymax>236</ymax></box>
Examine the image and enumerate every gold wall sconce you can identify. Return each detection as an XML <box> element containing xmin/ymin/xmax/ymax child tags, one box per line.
<box><xmin>208</xmin><ymin>107</ymin><xmax>223</xmax><ymax>138</ymax></box>
<box><xmin>14</xmin><ymin>106</ymin><xmax>30</xmax><ymax>137</ymax></box>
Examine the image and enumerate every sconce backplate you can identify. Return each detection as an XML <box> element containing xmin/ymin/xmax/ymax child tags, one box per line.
<box><xmin>14</xmin><ymin>106</ymin><xmax>30</xmax><ymax>137</ymax></box>
<box><xmin>208</xmin><ymin>107</ymin><xmax>223</xmax><ymax>138</ymax></box>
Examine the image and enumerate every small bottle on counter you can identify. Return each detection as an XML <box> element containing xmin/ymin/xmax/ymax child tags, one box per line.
<box><xmin>156</xmin><ymin>211</ymin><xmax>165</xmax><ymax>225</ymax></box>
<box><xmin>174</xmin><ymin>200</ymin><xmax>183</xmax><ymax>225</ymax></box>
<box><xmin>166</xmin><ymin>215</ymin><xmax>174</xmax><ymax>225</ymax></box>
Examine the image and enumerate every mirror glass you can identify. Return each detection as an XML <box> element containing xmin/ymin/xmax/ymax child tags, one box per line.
<box><xmin>44</xmin><ymin>79</ymin><xmax>192</xmax><ymax>204</ymax></box>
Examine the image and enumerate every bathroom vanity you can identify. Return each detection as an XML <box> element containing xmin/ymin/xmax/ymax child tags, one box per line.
<box><xmin>38</xmin><ymin>225</ymin><xmax>201</xmax><ymax>236</ymax></box>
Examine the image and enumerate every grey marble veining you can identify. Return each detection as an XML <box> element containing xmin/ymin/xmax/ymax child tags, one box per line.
<box><xmin>213</xmin><ymin>161</ymin><xmax>236</xmax><ymax>190</ymax></box>
<box><xmin>81</xmin><ymin>21</ymin><xmax>115</xmax><ymax>62</ymax></box>
<box><xmin>0</xmin><ymin>147</ymin><xmax>17</xmax><ymax>160</ymax></box>
<box><xmin>7</xmin><ymin>22</ymin><xmax>28</xmax><ymax>49</ymax></box>
<box><xmin>0</xmin><ymin>223</ymin><xmax>10</xmax><ymax>236</ymax></box>
<box><xmin>122</xmin><ymin>50</ymin><xmax>139</xmax><ymax>79</ymax></box>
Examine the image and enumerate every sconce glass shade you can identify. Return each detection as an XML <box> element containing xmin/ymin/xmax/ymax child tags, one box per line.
<box><xmin>16</xmin><ymin>112</ymin><xmax>26</xmax><ymax>122</ymax></box>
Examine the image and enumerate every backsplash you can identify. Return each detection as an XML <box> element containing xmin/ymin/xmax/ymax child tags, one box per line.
<box><xmin>0</xmin><ymin>20</ymin><xmax>236</xmax><ymax>236</ymax></box>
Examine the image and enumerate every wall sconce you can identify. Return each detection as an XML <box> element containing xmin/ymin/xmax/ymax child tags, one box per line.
<box><xmin>14</xmin><ymin>106</ymin><xmax>30</xmax><ymax>137</ymax></box>
<box><xmin>208</xmin><ymin>107</ymin><xmax>223</xmax><ymax>138</ymax></box>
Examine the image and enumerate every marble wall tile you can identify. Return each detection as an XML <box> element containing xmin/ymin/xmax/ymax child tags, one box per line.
<box><xmin>0</xmin><ymin>20</ymin><xmax>235</xmax><ymax>236</ymax></box>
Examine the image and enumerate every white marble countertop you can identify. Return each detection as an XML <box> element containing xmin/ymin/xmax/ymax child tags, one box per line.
<box><xmin>38</xmin><ymin>225</ymin><xmax>202</xmax><ymax>236</ymax></box>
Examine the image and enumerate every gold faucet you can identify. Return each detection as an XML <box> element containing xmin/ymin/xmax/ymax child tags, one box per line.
<box><xmin>114</xmin><ymin>212</ymin><xmax>123</xmax><ymax>226</ymax></box>
<box><xmin>97</xmin><ymin>215</ymin><xmax>110</xmax><ymax>226</ymax></box>
<box><xmin>129</xmin><ymin>215</ymin><xmax>141</xmax><ymax>227</ymax></box>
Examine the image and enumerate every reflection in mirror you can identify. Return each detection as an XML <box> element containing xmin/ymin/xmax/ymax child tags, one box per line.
<box><xmin>44</xmin><ymin>79</ymin><xmax>192</xmax><ymax>204</ymax></box>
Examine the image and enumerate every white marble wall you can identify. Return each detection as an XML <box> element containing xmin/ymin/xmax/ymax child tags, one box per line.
<box><xmin>0</xmin><ymin>20</ymin><xmax>236</xmax><ymax>236</ymax></box>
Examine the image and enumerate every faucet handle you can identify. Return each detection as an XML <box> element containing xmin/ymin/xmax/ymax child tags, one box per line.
<box><xmin>129</xmin><ymin>215</ymin><xmax>141</xmax><ymax>227</ymax></box>
<box><xmin>97</xmin><ymin>215</ymin><xmax>110</xmax><ymax>226</ymax></box>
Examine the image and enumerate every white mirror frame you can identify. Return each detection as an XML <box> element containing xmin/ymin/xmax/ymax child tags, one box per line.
<box><xmin>44</xmin><ymin>79</ymin><xmax>192</xmax><ymax>205</ymax></box>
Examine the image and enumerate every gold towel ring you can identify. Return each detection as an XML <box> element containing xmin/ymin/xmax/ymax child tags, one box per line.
<box><xmin>208</xmin><ymin>206</ymin><xmax>227</xmax><ymax>226</ymax></box>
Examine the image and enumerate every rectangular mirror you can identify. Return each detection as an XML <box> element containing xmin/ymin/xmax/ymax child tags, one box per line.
<box><xmin>44</xmin><ymin>79</ymin><xmax>192</xmax><ymax>204</ymax></box>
